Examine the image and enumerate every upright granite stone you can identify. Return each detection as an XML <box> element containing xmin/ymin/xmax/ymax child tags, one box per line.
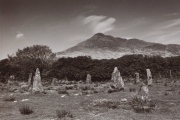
<box><xmin>32</xmin><ymin>68</ymin><xmax>44</xmax><ymax>93</ymax></box>
<box><xmin>138</xmin><ymin>82</ymin><xmax>149</xmax><ymax>99</ymax></box>
<box><xmin>118</xmin><ymin>72</ymin><xmax>124</xmax><ymax>89</ymax></box>
<box><xmin>170</xmin><ymin>70</ymin><xmax>173</xmax><ymax>79</ymax></box>
<box><xmin>86</xmin><ymin>74</ymin><xmax>92</xmax><ymax>84</ymax></box>
<box><xmin>51</xmin><ymin>78</ymin><xmax>58</xmax><ymax>86</ymax></box>
<box><xmin>146</xmin><ymin>69</ymin><xmax>152</xmax><ymax>86</ymax></box>
<box><xmin>111</xmin><ymin>67</ymin><xmax>124</xmax><ymax>89</ymax></box>
<box><xmin>135</xmin><ymin>72</ymin><xmax>140</xmax><ymax>83</ymax></box>
<box><xmin>28</xmin><ymin>73</ymin><xmax>32</xmax><ymax>86</ymax></box>
<box><xmin>111</xmin><ymin>67</ymin><xmax>118</xmax><ymax>83</ymax></box>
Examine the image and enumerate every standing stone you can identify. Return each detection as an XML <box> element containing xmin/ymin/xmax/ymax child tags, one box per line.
<box><xmin>32</xmin><ymin>68</ymin><xmax>44</xmax><ymax>92</ymax></box>
<box><xmin>135</xmin><ymin>72</ymin><xmax>140</xmax><ymax>83</ymax></box>
<box><xmin>28</xmin><ymin>73</ymin><xmax>32</xmax><ymax>86</ymax></box>
<box><xmin>86</xmin><ymin>74</ymin><xmax>92</xmax><ymax>84</ymax></box>
<box><xmin>118</xmin><ymin>72</ymin><xmax>124</xmax><ymax>88</ymax></box>
<box><xmin>111</xmin><ymin>67</ymin><xmax>124</xmax><ymax>89</ymax></box>
<box><xmin>138</xmin><ymin>82</ymin><xmax>149</xmax><ymax>99</ymax></box>
<box><xmin>170</xmin><ymin>70</ymin><xmax>173</xmax><ymax>79</ymax></box>
<box><xmin>51</xmin><ymin>78</ymin><xmax>58</xmax><ymax>86</ymax></box>
<box><xmin>146</xmin><ymin>69</ymin><xmax>152</xmax><ymax>86</ymax></box>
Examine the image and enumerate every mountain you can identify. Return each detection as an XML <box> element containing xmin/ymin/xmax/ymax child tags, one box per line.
<box><xmin>57</xmin><ymin>33</ymin><xmax>180</xmax><ymax>59</ymax></box>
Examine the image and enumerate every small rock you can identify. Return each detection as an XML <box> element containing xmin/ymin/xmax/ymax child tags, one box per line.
<box><xmin>121</xmin><ymin>98</ymin><xmax>128</xmax><ymax>102</ymax></box>
<box><xmin>61</xmin><ymin>95</ymin><xmax>66</xmax><ymax>97</ymax></box>
<box><xmin>21</xmin><ymin>99</ymin><xmax>29</xmax><ymax>102</ymax></box>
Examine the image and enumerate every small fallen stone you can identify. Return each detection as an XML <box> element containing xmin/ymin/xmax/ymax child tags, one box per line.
<box><xmin>121</xmin><ymin>98</ymin><xmax>128</xmax><ymax>102</ymax></box>
<box><xmin>21</xmin><ymin>99</ymin><xmax>29</xmax><ymax>102</ymax></box>
<box><xmin>61</xmin><ymin>95</ymin><xmax>66</xmax><ymax>97</ymax></box>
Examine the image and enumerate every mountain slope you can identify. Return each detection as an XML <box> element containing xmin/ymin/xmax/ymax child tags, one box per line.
<box><xmin>57</xmin><ymin>33</ymin><xmax>180</xmax><ymax>59</ymax></box>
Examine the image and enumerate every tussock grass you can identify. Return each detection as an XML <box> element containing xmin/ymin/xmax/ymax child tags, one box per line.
<box><xmin>19</xmin><ymin>104</ymin><xmax>33</xmax><ymax>115</ymax></box>
<box><xmin>3</xmin><ymin>95</ymin><xmax>15</xmax><ymax>102</ymax></box>
<box><xmin>56</xmin><ymin>109</ymin><xmax>73</xmax><ymax>119</ymax></box>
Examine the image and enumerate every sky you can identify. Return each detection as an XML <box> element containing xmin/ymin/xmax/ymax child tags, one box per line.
<box><xmin>1</xmin><ymin>0</ymin><xmax>180</xmax><ymax>60</ymax></box>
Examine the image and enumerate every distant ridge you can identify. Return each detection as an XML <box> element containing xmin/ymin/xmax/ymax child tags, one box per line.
<box><xmin>57</xmin><ymin>33</ymin><xmax>180</xmax><ymax>59</ymax></box>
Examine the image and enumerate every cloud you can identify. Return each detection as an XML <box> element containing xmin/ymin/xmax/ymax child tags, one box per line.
<box><xmin>162</xmin><ymin>18</ymin><xmax>180</xmax><ymax>29</ymax></box>
<box><xmin>82</xmin><ymin>15</ymin><xmax>116</xmax><ymax>33</ymax></box>
<box><xmin>16</xmin><ymin>33</ymin><xmax>24</xmax><ymax>39</ymax></box>
<box><xmin>142</xmin><ymin>18</ymin><xmax>180</xmax><ymax>44</ymax></box>
<box><xmin>164</xmin><ymin>13</ymin><xmax>178</xmax><ymax>17</ymax></box>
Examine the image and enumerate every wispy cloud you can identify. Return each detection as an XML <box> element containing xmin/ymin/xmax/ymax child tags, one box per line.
<box><xmin>164</xmin><ymin>13</ymin><xmax>178</xmax><ymax>17</ymax></box>
<box><xmin>16</xmin><ymin>33</ymin><xmax>24</xmax><ymax>39</ymax></box>
<box><xmin>162</xmin><ymin>18</ymin><xmax>180</xmax><ymax>29</ymax></box>
<box><xmin>143</xmin><ymin>18</ymin><xmax>180</xmax><ymax>44</ymax></box>
<box><xmin>82</xmin><ymin>15</ymin><xmax>116</xmax><ymax>33</ymax></box>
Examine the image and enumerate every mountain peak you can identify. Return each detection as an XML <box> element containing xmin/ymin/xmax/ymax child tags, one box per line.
<box><xmin>94</xmin><ymin>33</ymin><xmax>105</xmax><ymax>37</ymax></box>
<box><xmin>57</xmin><ymin>33</ymin><xmax>180</xmax><ymax>59</ymax></box>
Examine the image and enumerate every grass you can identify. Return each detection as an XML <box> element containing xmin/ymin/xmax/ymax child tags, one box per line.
<box><xmin>19</xmin><ymin>104</ymin><xmax>33</xmax><ymax>115</ymax></box>
<box><xmin>0</xmin><ymin>82</ymin><xmax>180</xmax><ymax>120</ymax></box>
<box><xmin>56</xmin><ymin>109</ymin><xmax>73</xmax><ymax>119</ymax></box>
<box><xmin>3</xmin><ymin>95</ymin><xmax>15</xmax><ymax>102</ymax></box>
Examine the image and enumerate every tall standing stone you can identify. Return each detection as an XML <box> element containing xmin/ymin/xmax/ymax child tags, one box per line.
<box><xmin>86</xmin><ymin>74</ymin><xmax>92</xmax><ymax>84</ymax></box>
<box><xmin>135</xmin><ymin>72</ymin><xmax>140</xmax><ymax>83</ymax></box>
<box><xmin>32</xmin><ymin>68</ymin><xmax>44</xmax><ymax>92</ymax></box>
<box><xmin>111</xmin><ymin>67</ymin><xmax>124</xmax><ymax>89</ymax></box>
<box><xmin>28</xmin><ymin>73</ymin><xmax>32</xmax><ymax>86</ymax></box>
<box><xmin>146</xmin><ymin>69</ymin><xmax>152</xmax><ymax>86</ymax></box>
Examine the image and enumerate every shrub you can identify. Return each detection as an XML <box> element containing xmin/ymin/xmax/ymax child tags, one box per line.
<box><xmin>56</xmin><ymin>109</ymin><xmax>73</xmax><ymax>119</ymax></box>
<box><xmin>129</xmin><ymin>88</ymin><xmax>136</xmax><ymax>92</ymax></box>
<box><xmin>93</xmin><ymin>99</ymin><xmax>121</xmax><ymax>109</ymax></box>
<box><xmin>79</xmin><ymin>85</ymin><xmax>91</xmax><ymax>91</ymax></box>
<box><xmin>3</xmin><ymin>95</ymin><xmax>15</xmax><ymax>102</ymax></box>
<box><xmin>107</xmin><ymin>89</ymin><xmax>115</xmax><ymax>93</ymax></box>
<box><xmin>65</xmin><ymin>85</ymin><xmax>74</xmax><ymax>90</ymax></box>
<box><xmin>129</xmin><ymin>95</ymin><xmax>156</xmax><ymax>113</ymax></box>
<box><xmin>57</xmin><ymin>87</ymin><xmax>68</xmax><ymax>94</ymax></box>
<box><xmin>19</xmin><ymin>104</ymin><xmax>33</xmax><ymax>115</ymax></box>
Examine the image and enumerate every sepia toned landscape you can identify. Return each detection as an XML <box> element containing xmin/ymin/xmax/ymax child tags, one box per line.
<box><xmin>1</xmin><ymin>0</ymin><xmax>180</xmax><ymax>120</ymax></box>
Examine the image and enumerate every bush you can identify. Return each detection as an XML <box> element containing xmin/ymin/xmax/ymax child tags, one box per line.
<box><xmin>56</xmin><ymin>109</ymin><xmax>73</xmax><ymax>119</ymax></box>
<box><xmin>57</xmin><ymin>87</ymin><xmax>68</xmax><ymax>94</ymax></box>
<box><xmin>65</xmin><ymin>85</ymin><xmax>74</xmax><ymax>90</ymax></box>
<box><xmin>93</xmin><ymin>99</ymin><xmax>121</xmax><ymax>109</ymax></box>
<box><xmin>129</xmin><ymin>88</ymin><xmax>136</xmax><ymax>92</ymax></box>
<box><xmin>79</xmin><ymin>85</ymin><xmax>91</xmax><ymax>91</ymax></box>
<box><xmin>3</xmin><ymin>95</ymin><xmax>15</xmax><ymax>102</ymax></box>
<box><xmin>129</xmin><ymin>95</ymin><xmax>156</xmax><ymax>113</ymax></box>
<box><xmin>19</xmin><ymin>104</ymin><xmax>33</xmax><ymax>115</ymax></box>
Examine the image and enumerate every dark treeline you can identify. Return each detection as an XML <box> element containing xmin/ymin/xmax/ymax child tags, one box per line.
<box><xmin>49</xmin><ymin>55</ymin><xmax>180</xmax><ymax>81</ymax></box>
<box><xmin>0</xmin><ymin>45</ymin><xmax>180</xmax><ymax>83</ymax></box>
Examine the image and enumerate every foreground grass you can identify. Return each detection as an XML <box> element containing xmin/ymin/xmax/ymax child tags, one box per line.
<box><xmin>0</xmin><ymin>82</ymin><xmax>180</xmax><ymax>120</ymax></box>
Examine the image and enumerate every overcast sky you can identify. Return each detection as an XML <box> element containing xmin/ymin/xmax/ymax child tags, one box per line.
<box><xmin>1</xmin><ymin>0</ymin><xmax>180</xmax><ymax>60</ymax></box>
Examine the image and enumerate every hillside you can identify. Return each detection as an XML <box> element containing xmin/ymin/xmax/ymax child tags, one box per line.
<box><xmin>57</xmin><ymin>33</ymin><xmax>180</xmax><ymax>59</ymax></box>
